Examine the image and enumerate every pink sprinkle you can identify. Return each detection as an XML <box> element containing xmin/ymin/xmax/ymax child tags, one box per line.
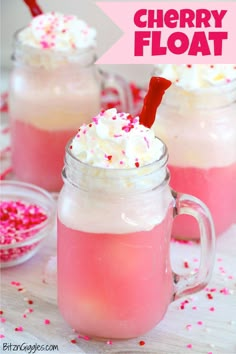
<box><xmin>1</xmin><ymin>122</ymin><xmax>10</xmax><ymax>133</ymax></box>
<box><xmin>0</xmin><ymin>318</ymin><xmax>6</xmax><ymax>323</ymax></box>
<box><xmin>209</xmin><ymin>307</ymin><xmax>215</xmax><ymax>312</ymax></box>
<box><xmin>192</xmin><ymin>306</ymin><xmax>197</xmax><ymax>310</ymax></box>
<box><xmin>106</xmin><ymin>340</ymin><xmax>113</xmax><ymax>345</ymax></box>
<box><xmin>184</xmin><ymin>261</ymin><xmax>190</xmax><ymax>268</ymax></box>
<box><xmin>44</xmin><ymin>319</ymin><xmax>50</xmax><ymax>325</ymax></box>
<box><xmin>15</xmin><ymin>326</ymin><xmax>23</xmax><ymax>332</ymax></box>
<box><xmin>208</xmin><ymin>352</ymin><xmax>213</xmax><ymax>354</ymax></box>
<box><xmin>186</xmin><ymin>344</ymin><xmax>192</xmax><ymax>349</ymax></box>
<box><xmin>28</xmin><ymin>308</ymin><xmax>34</xmax><ymax>313</ymax></box>
<box><xmin>23</xmin><ymin>314</ymin><xmax>27</xmax><ymax>318</ymax></box>
<box><xmin>1</xmin><ymin>201</ymin><xmax>47</xmax><ymax>264</ymax></box>
<box><xmin>40</xmin><ymin>41</ymin><xmax>50</xmax><ymax>49</ymax></box>
<box><xmin>219</xmin><ymin>266</ymin><xmax>226</xmax><ymax>273</ymax></box>
<box><xmin>114</xmin><ymin>134</ymin><xmax>122</xmax><ymax>138</ymax></box>
<box><xmin>83</xmin><ymin>335</ymin><xmax>90</xmax><ymax>341</ymax></box>
<box><xmin>197</xmin><ymin>321</ymin><xmax>203</xmax><ymax>325</ymax></box>
<box><xmin>186</xmin><ymin>324</ymin><xmax>192</xmax><ymax>330</ymax></box>
<box><xmin>0</xmin><ymin>334</ymin><xmax>5</xmax><ymax>339</ymax></box>
<box><xmin>11</xmin><ymin>281</ymin><xmax>18</xmax><ymax>286</ymax></box>
<box><xmin>144</xmin><ymin>136</ymin><xmax>150</xmax><ymax>148</ymax></box>
<box><xmin>0</xmin><ymin>167</ymin><xmax>13</xmax><ymax>181</ymax></box>
<box><xmin>217</xmin><ymin>258</ymin><xmax>223</xmax><ymax>262</ymax></box>
<box><xmin>228</xmin><ymin>275</ymin><xmax>233</xmax><ymax>279</ymax></box>
<box><xmin>106</xmin><ymin>155</ymin><xmax>112</xmax><ymax>161</ymax></box>
<box><xmin>193</xmin><ymin>258</ymin><xmax>199</xmax><ymax>262</ymax></box>
<box><xmin>92</xmin><ymin>117</ymin><xmax>99</xmax><ymax>125</ymax></box>
<box><xmin>78</xmin><ymin>334</ymin><xmax>90</xmax><ymax>341</ymax></box>
<box><xmin>220</xmin><ymin>287</ymin><xmax>230</xmax><ymax>295</ymax></box>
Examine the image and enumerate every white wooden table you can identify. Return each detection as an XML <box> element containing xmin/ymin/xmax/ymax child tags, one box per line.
<box><xmin>1</xmin><ymin>224</ymin><xmax>236</xmax><ymax>354</ymax></box>
<box><xmin>1</xmin><ymin>75</ymin><xmax>236</xmax><ymax>353</ymax></box>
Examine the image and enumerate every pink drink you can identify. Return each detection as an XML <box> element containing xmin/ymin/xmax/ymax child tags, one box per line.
<box><xmin>57</xmin><ymin>108</ymin><xmax>216</xmax><ymax>339</ymax></box>
<box><xmin>169</xmin><ymin>163</ymin><xmax>236</xmax><ymax>239</ymax></box>
<box><xmin>8</xmin><ymin>13</ymin><xmax>103</xmax><ymax>191</ymax></box>
<box><xmin>153</xmin><ymin>65</ymin><xmax>236</xmax><ymax>239</ymax></box>
<box><xmin>11</xmin><ymin>119</ymin><xmax>76</xmax><ymax>191</ymax></box>
<box><xmin>57</xmin><ymin>212</ymin><xmax>173</xmax><ymax>339</ymax></box>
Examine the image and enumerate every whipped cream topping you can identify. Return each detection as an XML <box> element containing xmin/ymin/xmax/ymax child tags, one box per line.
<box><xmin>70</xmin><ymin>108</ymin><xmax>164</xmax><ymax>169</ymax></box>
<box><xmin>153</xmin><ymin>64</ymin><xmax>236</xmax><ymax>90</ymax></box>
<box><xmin>18</xmin><ymin>12</ymin><xmax>97</xmax><ymax>50</ymax></box>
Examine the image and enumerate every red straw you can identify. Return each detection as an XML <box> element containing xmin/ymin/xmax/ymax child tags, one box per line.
<box><xmin>23</xmin><ymin>0</ymin><xmax>43</xmax><ymax>17</ymax></box>
<box><xmin>139</xmin><ymin>77</ymin><xmax>171</xmax><ymax>128</ymax></box>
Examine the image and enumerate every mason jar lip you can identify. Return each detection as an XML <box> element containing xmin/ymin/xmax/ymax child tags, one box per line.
<box><xmin>65</xmin><ymin>136</ymin><xmax>168</xmax><ymax>175</ymax></box>
<box><xmin>166</xmin><ymin>78</ymin><xmax>236</xmax><ymax>95</ymax></box>
<box><xmin>12</xmin><ymin>26</ymin><xmax>97</xmax><ymax>58</ymax></box>
<box><xmin>157</xmin><ymin>75</ymin><xmax>236</xmax><ymax>110</ymax></box>
<box><xmin>151</xmin><ymin>66</ymin><xmax>236</xmax><ymax>94</ymax></box>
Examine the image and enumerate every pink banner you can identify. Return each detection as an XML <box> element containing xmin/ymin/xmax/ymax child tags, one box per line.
<box><xmin>96</xmin><ymin>1</ymin><xmax>236</xmax><ymax>64</ymax></box>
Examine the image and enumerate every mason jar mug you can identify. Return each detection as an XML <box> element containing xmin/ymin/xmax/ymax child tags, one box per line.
<box><xmin>57</xmin><ymin>139</ymin><xmax>215</xmax><ymax>340</ymax></box>
<box><xmin>153</xmin><ymin>79</ymin><xmax>236</xmax><ymax>240</ymax></box>
<box><xmin>9</xmin><ymin>32</ymin><xmax>133</xmax><ymax>191</ymax></box>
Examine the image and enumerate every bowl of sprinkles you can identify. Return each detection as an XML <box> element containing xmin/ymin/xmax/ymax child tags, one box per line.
<box><xmin>0</xmin><ymin>181</ymin><xmax>56</xmax><ymax>268</ymax></box>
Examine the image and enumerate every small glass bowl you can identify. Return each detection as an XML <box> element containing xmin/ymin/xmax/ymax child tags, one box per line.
<box><xmin>0</xmin><ymin>180</ymin><xmax>56</xmax><ymax>268</ymax></box>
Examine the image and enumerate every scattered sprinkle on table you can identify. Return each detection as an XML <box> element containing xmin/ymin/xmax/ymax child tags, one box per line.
<box><xmin>15</xmin><ymin>326</ymin><xmax>23</xmax><ymax>332</ymax></box>
<box><xmin>139</xmin><ymin>340</ymin><xmax>145</xmax><ymax>346</ymax></box>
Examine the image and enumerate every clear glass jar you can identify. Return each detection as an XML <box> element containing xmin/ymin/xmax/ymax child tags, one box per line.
<box><xmin>9</xmin><ymin>30</ymin><xmax>133</xmax><ymax>191</ymax></box>
<box><xmin>57</xmin><ymin>140</ymin><xmax>215</xmax><ymax>340</ymax></box>
<box><xmin>153</xmin><ymin>80</ymin><xmax>236</xmax><ymax>240</ymax></box>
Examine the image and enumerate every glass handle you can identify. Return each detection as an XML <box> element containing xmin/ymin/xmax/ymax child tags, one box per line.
<box><xmin>100</xmin><ymin>70</ymin><xmax>134</xmax><ymax>113</ymax></box>
<box><xmin>171</xmin><ymin>190</ymin><xmax>216</xmax><ymax>300</ymax></box>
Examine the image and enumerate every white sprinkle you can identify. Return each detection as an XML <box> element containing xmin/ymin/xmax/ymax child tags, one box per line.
<box><xmin>209</xmin><ymin>343</ymin><xmax>215</xmax><ymax>348</ymax></box>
